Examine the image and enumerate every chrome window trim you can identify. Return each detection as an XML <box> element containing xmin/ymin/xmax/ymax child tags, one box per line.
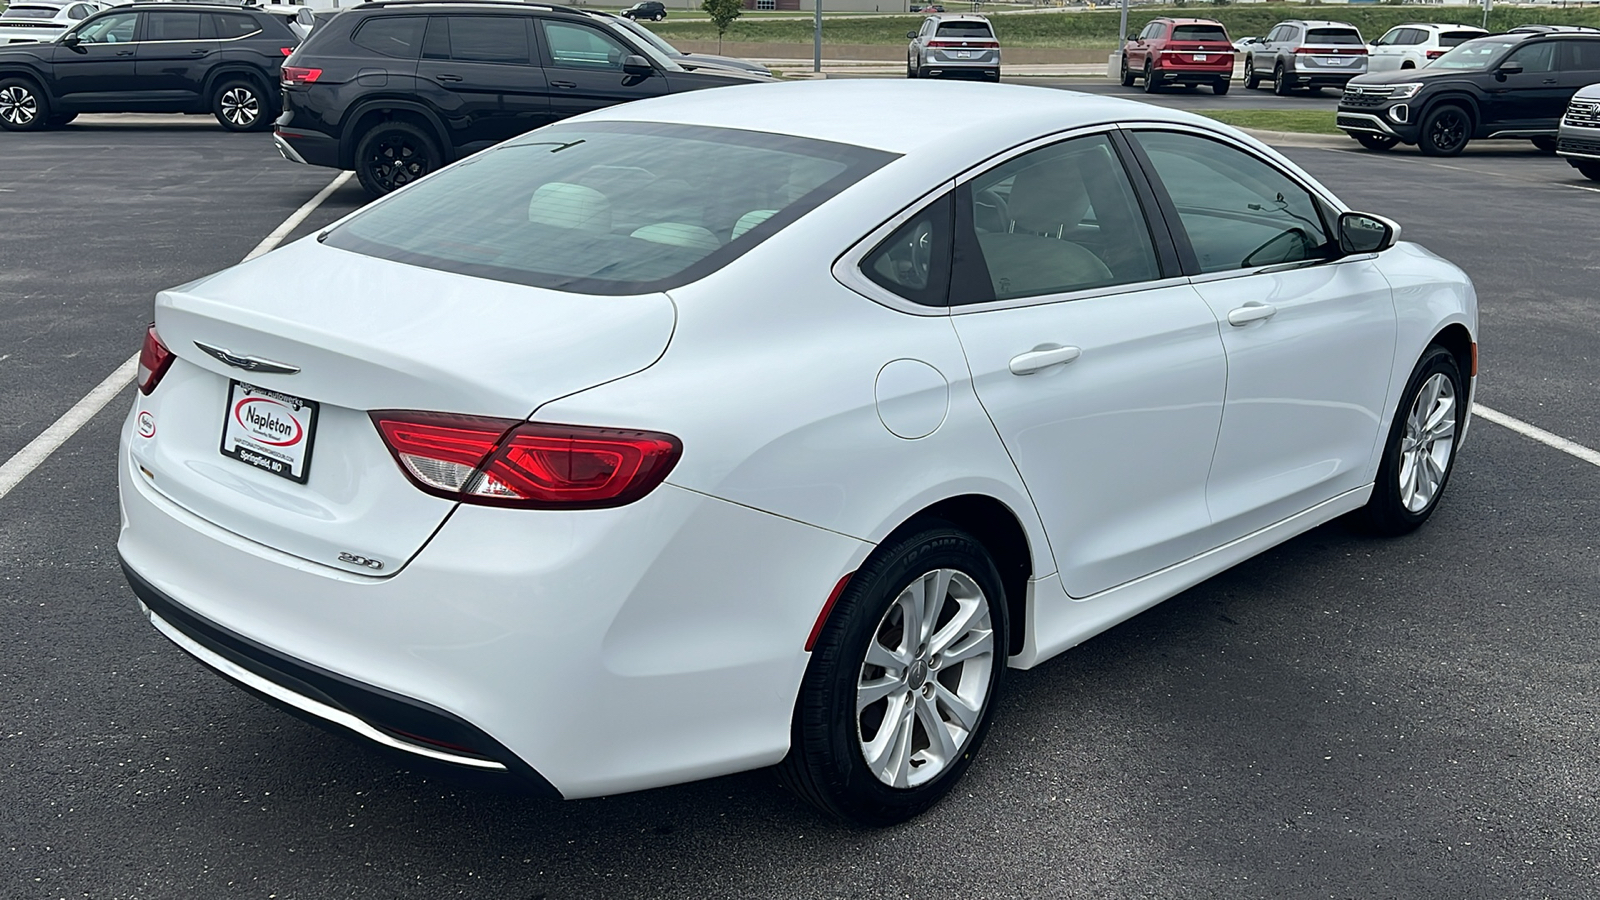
<box><xmin>1187</xmin><ymin>253</ymin><xmax>1380</xmax><ymax>287</ymax></box>
<box><xmin>832</xmin><ymin>179</ymin><xmax>956</xmax><ymax>318</ymax></box>
<box><xmin>1114</xmin><ymin>119</ymin><xmax>1349</xmax><ymax>210</ymax></box>
<box><xmin>949</xmin><ymin>275</ymin><xmax>1197</xmax><ymax>317</ymax></box>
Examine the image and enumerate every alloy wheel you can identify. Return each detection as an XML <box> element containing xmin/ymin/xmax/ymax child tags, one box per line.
<box><xmin>856</xmin><ymin>568</ymin><xmax>995</xmax><ymax>789</ymax></box>
<box><xmin>1398</xmin><ymin>372</ymin><xmax>1457</xmax><ymax>513</ymax></box>
<box><xmin>220</xmin><ymin>87</ymin><xmax>259</xmax><ymax>128</ymax></box>
<box><xmin>1427</xmin><ymin>110</ymin><xmax>1467</xmax><ymax>153</ymax></box>
<box><xmin>0</xmin><ymin>84</ymin><xmax>38</xmax><ymax>127</ymax></box>
<box><xmin>365</xmin><ymin>134</ymin><xmax>431</xmax><ymax>193</ymax></box>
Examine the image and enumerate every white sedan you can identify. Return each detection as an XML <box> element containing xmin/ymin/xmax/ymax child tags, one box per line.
<box><xmin>118</xmin><ymin>81</ymin><xmax>1476</xmax><ymax>825</ymax></box>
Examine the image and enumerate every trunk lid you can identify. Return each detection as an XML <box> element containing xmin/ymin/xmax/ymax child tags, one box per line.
<box><xmin>129</xmin><ymin>239</ymin><xmax>676</xmax><ymax>576</ymax></box>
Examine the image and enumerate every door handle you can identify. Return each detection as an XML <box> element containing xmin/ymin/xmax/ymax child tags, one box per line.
<box><xmin>433</xmin><ymin>73</ymin><xmax>463</xmax><ymax>82</ymax></box>
<box><xmin>116</xmin><ymin>49</ymin><xmax>134</xmax><ymax>56</ymax></box>
<box><xmin>1542</xmin><ymin>78</ymin><xmax>1558</xmax><ymax>85</ymax></box>
<box><xmin>1227</xmin><ymin>302</ymin><xmax>1278</xmax><ymax>326</ymax></box>
<box><xmin>551</xmin><ymin>80</ymin><xmax>577</xmax><ymax>89</ymax></box>
<box><xmin>1008</xmin><ymin>345</ymin><xmax>1081</xmax><ymax>376</ymax></box>
<box><xmin>190</xmin><ymin>48</ymin><xmax>207</xmax><ymax>55</ymax></box>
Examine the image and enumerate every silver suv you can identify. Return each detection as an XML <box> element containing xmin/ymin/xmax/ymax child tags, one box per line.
<box><xmin>1242</xmin><ymin>20</ymin><xmax>1367</xmax><ymax>95</ymax></box>
<box><xmin>1558</xmin><ymin>83</ymin><xmax>1600</xmax><ymax>182</ymax></box>
<box><xmin>907</xmin><ymin>14</ymin><xmax>1000</xmax><ymax>81</ymax></box>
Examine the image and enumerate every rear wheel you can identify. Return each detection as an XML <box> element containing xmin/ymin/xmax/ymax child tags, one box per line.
<box><xmin>1142</xmin><ymin>61</ymin><xmax>1158</xmax><ymax>93</ymax></box>
<box><xmin>1243</xmin><ymin>56</ymin><xmax>1261</xmax><ymax>90</ymax></box>
<box><xmin>212</xmin><ymin>79</ymin><xmax>271</xmax><ymax>132</ymax></box>
<box><xmin>779</xmin><ymin>524</ymin><xmax>1008</xmax><ymax>826</ymax></box>
<box><xmin>354</xmin><ymin>120</ymin><xmax>442</xmax><ymax>198</ymax></box>
<box><xmin>1120</xmin><ymin>54</ymin><xmax>1135</xmax><ymax>87</ymax></box>
<box><xmin>1358</xmin><ymin>345</ymin><xmax>1464</xmax><ymax>535</ymax></box>
<box><xmin>1212</xmin><ymin>78</ymin><xmax>1230</xmax><ymax>95</ymax></box>
<box><xmin>1531</xmin><ymin>136</ymin><xmax>1558</xmax><ymax>154</ymax></box>
<box><xmin>0</xmin><ymin>77</ymin><xmax>49</xmax><ymax>132</ymax></box>
<box><xmin>1354</xmin><ymin>132</ymin><xmax>1399</xmax><ymax>151</ymax></box>
<box><xmin>1272</xmin><ymin>63</ymin><xmax>1292</xmax><ymax>96</ymax></box>
<box><xmin>1418</xmin><ymin>104</ymin><xmax>1470</xmax><ymax>157</ymax></box>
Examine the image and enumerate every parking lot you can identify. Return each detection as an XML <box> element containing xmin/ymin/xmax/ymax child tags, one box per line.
<box><xmin>3</xmin><ymin>108</ymin><xmax>1598</xmax><ymax>899</ymax></box>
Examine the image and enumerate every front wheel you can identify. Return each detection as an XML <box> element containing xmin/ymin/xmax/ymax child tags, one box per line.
<box><xmin>1244</xmin><ymin>57</ymin><xmax>1261</xmax><ymax>90</ymax></box>
<box><xmin>1354</xmin><ymin>132</ymin><xmax>1399</xmax><ymax>151</ymax></box>
<box><xmin>1418</xmin><ymin>104</ymin><xmax>1470</xmax><ymax>157</ymax></box>
<box><xmin>1577</xmin><ymin>161</ymin><xmax>1600</xmax><ymax>182</ymax></box>
<box><xmin>0</xmin><ymin>77</ymin><xmax>50</xmax><ymax>132</ymax></box>
<box><xmin>1531</xmin><ymin>136</ymin><xmax>1557</xmax><ymax>154</ymax></box>
<box><xmin>212</xmin><ymin>79</ymin><xmax>271</xmax><ymax>132</ymax></box>
<box><xmin>778</xmin><ymin>524</ymin><xmax>1008</xmax><ymax>826</ymax></box>
<box><xmin>1358</xmin><ymin>345</ymin><xmax>1465</xmax><ymax>536</ymax></box>
<box><xmin>354</xmin><ymin>121</ymin><xmax>442</xmax><ymax>198</ymax></box>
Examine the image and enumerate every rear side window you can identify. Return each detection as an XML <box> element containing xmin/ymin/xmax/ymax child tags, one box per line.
<box><xmin>1439</xmin><ymin>30</ymin><xmax>1482</xmax><ymax>48</ymax></box>
<box><xmin>1171</xmin><ymin>25</ymin><xmax>1227</xmax><ymax>43</ymax></box>
<box><xmin>862</xmin><ymin>193</ymin><xmax>953</xmax><ymax>308</ymax></box>
<box><xmin>212</xmin><ymin>13</ymin><xmax>260</xmax><ymax>40</ymax></box>
<box><xmin>438</xmin><ymin>16</ymin><xmax>531</xmax><ymax>64</ymax></box>
<box><xmin>352</xmin><ymin>15</ymin><xmax>426</xmax><ymax>58</ymax></box>
<box><xmin>324</xmin><ymin>122</ymin><xmax>896</xmax><ymax>295</ymax></box>
<box><xmin>1307</xmin><ymin>28</ymin><xmax>1362</xmax><ymax>45</ymax></box>
<box><xmin>1562</xmin><ymin>39</ymin><xmax>1600</xmax><ymax>71</ymax></box>
<box><xmin>935</xmin><ymin>22</ymin><xmax>992</xmax><ymax>39</ymax></box>
<box><xmin>145</xmin><ymin>11</ymin><xmax>201</xmax><ymax>41</ymax></box>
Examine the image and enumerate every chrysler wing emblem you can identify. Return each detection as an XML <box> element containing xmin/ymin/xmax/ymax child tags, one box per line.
<box><xmin>194</xmin><ymin>341</ymin><xmax>301</xmax><ymax>376</ymax></box>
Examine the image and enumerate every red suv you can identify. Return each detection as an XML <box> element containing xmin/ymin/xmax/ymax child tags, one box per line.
<box><xmin>1121</xmin><ymin>17</ymin><xmax>1234</xmax><ymax>95</ymax></box>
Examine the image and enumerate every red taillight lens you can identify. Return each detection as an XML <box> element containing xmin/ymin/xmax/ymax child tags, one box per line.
<box><xmin>137</xmin><ymin>324</ymin><xmax>174</xmax><ymax>396</ymax></box>
<box><xmin>280</xmin><ymin>46</ymin><xmax>294</xmax><ymax>57</ymax></box>
<box><xmin>281</xmin><ymin>66</ymin><xmax>321</xmax><ymax>85</ymax></box>
<box><xmin>1426</xmin><ymin>49</ymin><xmax>1446</xmax><ymax>60</ymax></box>
<box><xmin>371</xmin><ymin>411</ymin><xmax>681</xmax><ymax>509</ymax></box>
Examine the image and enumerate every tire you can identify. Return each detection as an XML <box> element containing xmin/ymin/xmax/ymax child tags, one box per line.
<box><xmin>1120</xmin><ymin>54</ymin><xmax>1135</xmax><ymax>87</ymax></box>
<box><xmin>1354</xmin><ymin>132</ymin><xmax>1399</xmax><ymax>151</ymax></box>
<box><xmin>46</xmin><ymin>112</ymin><xmax>76</xmax><ymax>127</ymax></box>
<box><xmin>907</xmin><ymin>56</ymin><xmax>917</xmax><ymax>78</ymax></box>
<box><xmin>1272</xmin><ymin>63</ymin><xmax>1292</xmax><ymax>96</ymax></box>
<box><xmin>1577</xmin><ymin>161</ymin><xmax>1600</xmax><ymax>182</ymax></box>
<box><xmin>1530</xmin><ymin>135</ymin><xmax>1557</xmax><ymax>154</ymax></box>
<box><xmin>1357</xmin><ymin>345</ymin><xmax>1465</xmax><ymax>536</ymax></box>
<box><xmin>1244</xmin><ymin>56</ymin><xmax>1261</xmax><ymax>90</ymax></box>
<box><xmin>1142</xmin><ymin>61</ymin><xmax>1158</xmax><ymax>94</ymax></box>
<box><xmin>0</xmin><ymin>77</ymin><xmax>49</xmax><ymax>132</ymax></box>
<box><xmin>212</xmin><ymin>79</ymin><xmax>271</xmax><ymax>132</ymax></box>
<box><xmin>1213</xmin><ymin>78</ymin><xmax>1230</xmax><ymax>95</ymax></box>
<box><xmin>778</xmin><ymin>523</ymin><xmax>1009</xmax><ymax>826</ymax></box>
<box><xmin>985</xmin><ymin>68</ymin><xmax>1000</xmax><ymax>83</ymax></box>
<box><xmin>1418</xmin><ymin>103</ymin><xmax>1470</xmax><ymax>157</ymax></box>
<box><xmin>354</xmin><ymin>121</ymin><xmax>442</xmax><ymax>198</ymax></box>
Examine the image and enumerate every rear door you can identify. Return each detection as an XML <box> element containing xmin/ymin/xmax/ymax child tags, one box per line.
<box><xmin>537</xmin><ymin>16</ymin><xmax>665</xmax><ymax>119</ymax></box>
<box><xmin>1557</xmin><ymin>39</ymin><xmax>1600</xmax><ymax>115</ymax></box>
<box><xmin>134</xmin><ymin>10</ymin><xmax>216</xmax><ymax>106</ymax></box>
<box><xmin>416</xmin><ymin>14</ymin><xmax>553</xmax><ymax>154</ymax></box>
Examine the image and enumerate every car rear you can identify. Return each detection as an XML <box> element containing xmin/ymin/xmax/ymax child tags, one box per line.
<box><xmin>1152</xmin><ymin>21</ymin><xmax>1233</xmax><ymax>89</ymax></box>
<box><xmin>272</xmin><ymin>8</ymin><xmax>372</xmax><ymax>169</ymax></box>
<box><xmin>1289</xmin><ymin>24</ymin><xmax>1368</xmax><ymax>87</ymax></box>
<box><xmin>0</xmin><ymin>2</ymin><xmax>72</xmax><ymax>44</ymax></box>
<box><xmin>1426</xmin><ymin>28</ymin><xmax>1489</xmax><ymax>65</ymax></box>
<box><xmin>918</xmin><ymin>16</ymin><xmax>1000</xmax><ymax>80</ymax></box>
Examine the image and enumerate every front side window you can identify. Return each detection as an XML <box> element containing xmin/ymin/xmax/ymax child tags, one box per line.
<box><xmin>324</xmin><ymin>122</ymin><xmax>894</xmax><ymax>295</ymax></box>
<box><xmin>1133</xmin><ymin>130</ymin><xmax>1330</xmax><ymax>275</ymax></box>
<box><xmin>352</xmin><ymin>16</ymin><xmax>426</xmax><ymax>58</ymax></box>
<box><xmin>145</xmin><ymin>11</ymin><xmax>201</xmax><ymax>42</ymax></box>
<box><xmin>74</xmin><ymin>11</ymin><xmax>137</xmax><ymax>43</ymax></box>
<box><xmin>544</xmin><ymin>21</ymin><xmax>631</xmax><ymax>70</ymax></box>
<box><xmin>952</xmin><ymin>133</ymin><xmax>1160</xmax><ymax>304</ymax></box>
<box><xmin>1375</xmin><ymin>29</ymin><xmax>1400</xmax><ymax>47</ymax></box>
<box><xmin>1505</xmin><ymin>40</ymin><xmax>1558</xmax><ymax>74</ymax></box>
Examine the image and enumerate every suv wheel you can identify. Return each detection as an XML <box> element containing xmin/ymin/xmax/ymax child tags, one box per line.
<box><xmin>1418</xmin><ymin>104</ymin><xmax>1470</xmax><ymax>157</ymax></box>
<box><xmin>1576</xmin><ymin>162</ymin><xmax>1600</xmax><ymax>182</ymax></box>
<box><xmin>1120</xmin><ymin>55</ymin><xmax>1135</xmax><ymax>87</ymax></box>
<box><xmin>1212</xmin><ymin>78</ymin><xmax>1229</xmax><ymax>95</ymax></box>
<box><xmin>1530</xmin><ymin>136</ymin><xmax>1557</xmax><ymax>154</ymax></box>
<box><xmin>355</xmin><ymin>121</ymin><xmax>442</xmax><ymax>197</ymax></box>
<box><xmin>1142</xmin><ymin>60</ymin><xmax>1158</xmax><ymax>93</ymax></box>
<box><xmin>1272</xmin><ymin>63</ymin><xmax>1292</xmax><ymax>96</ymax></box>
<box><xmin>0</xmin><ymin>77</ymin><xmax>49</xmax><ymax>132</ymax></box>
<box><xmin>213</xmin><ymin>79</ymin><xmax>271</xmax><ymax>132</ymax></box>
<box><xmin>1355</xmin><ymin>133</ymin><xmax>1399</xmax><ymax>151</ymax></box>
<box><xmin>1243</xmin><ymin>57</ymin><xmax>1261</xmax><ymax>90</ymax></box>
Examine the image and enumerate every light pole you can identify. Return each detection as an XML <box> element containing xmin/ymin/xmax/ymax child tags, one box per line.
<box><xmin>814</xmin><ymin>0</ymin><xmax>823</xmax><ymax>74</ymax></box>
<box><xmin>1119</xmin><ymin>0</ymin><xmax>1129</xmax><ymax>53</ymax></box>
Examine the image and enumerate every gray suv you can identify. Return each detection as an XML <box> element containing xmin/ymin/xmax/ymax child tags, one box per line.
<box><xmin>906</xmin><ymin>14</ymin><xmax>1000</xmax><ymax>81</ymax></box>
<box><xmin>1242</xmin><ymin>20</ymin><xmax>1367</xmax><ymax>95</ymax></box>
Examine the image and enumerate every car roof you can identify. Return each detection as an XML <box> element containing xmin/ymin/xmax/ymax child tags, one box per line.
<box><xmin>570</xmin><ymin>80</ymin><xmax>1225</xmax><ymax>156</ymax></box>
<box><xmin>926</xmin><ymin>15</ymin><xmax>991</xmax><ymax>24</ymax></box>
<box><xmin>1155</xmin><ymin>18</ymin><xmax>1225</xmax><ymax>26</ymax></box>
<box><xmin>1279</xmin><ymin>20</ymin><xmax>1358</xmax><ymax>29</ymax></box>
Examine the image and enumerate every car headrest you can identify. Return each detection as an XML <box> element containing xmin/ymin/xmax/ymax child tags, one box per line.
<box><xmin>629</xmin><ymin>223</ymin><xmax>721</xmax><ymax>251</ymax></box>
<box><xmin>528</xmin><ymin>182</ymin><xmax>612</xmax><ymax>233</ymax></box>
<box><xmin>731</xmin><ymin>209</ymin><xmax>777</xmax><ymax>239</ymax></box>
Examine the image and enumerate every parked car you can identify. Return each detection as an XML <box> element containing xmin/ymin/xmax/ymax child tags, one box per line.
<box><xmin>1337</xmin><ymin>31</ymin><xmax>1600</xmax><ymax>155</ymax></box>
<box><xmin>0</xmin><ymin>0</ymin><xmax>104</xmax><ymax>45</ymax></box>
<box><xmin>905</xmin><ymin>14</ymin><xmax>999</xmax><ymax>81</ymax></box>
<box><xmin>261</xmin><ymin>4</ymin><xmax>318</xmax><ymax>41</ymax></box>
<box><xmin>274</xmin><ymin>1</ymin><xmax>769</xmax><ymax>196</ymax></box>
<box><xmin>910</xmin><ymin>4</ymin><xmax>946</xmax><ymax>12</ymax></box>
<box><xmin>1367</xmin><ymin>23</ymin><xmax>1487</xmax><ymax>74</ymax></box>
<box><xmin>1242</xmin><ymin>19</ymin><xmax>1367</xmax><ymax>95</ymax></box>
<box><xmin>1557</xmin><ymin>83</ymin><xmax>1600</xmax><ymax>181</ymax></box>
<box><xmin>121</xmin><ymin>79</ymin><xmax>1476</xmax><ymax>826</ymax></box>
<box><xmin>1505</xmin><ymin>25</ymin><xmax>1600</xmax><ymax>35</ymax></box>
<box><xmin>604</xmin><ymin>10</ymin><xmax>769</xmax><ymax>76</ymax></box>
<box><xmin>619</xmin><ymin>1</ymin><xmax>664</xmax><ymax>22</ymax></box>
<box><xmin>0</xmin><ymin>2</ymin><xmax>298</xmax><ymax>132</ymax></box>
<box><xmin>1120</xmin><ymin>16</ymin><xmax>1233</xmax><ymax>95</ymax></box>
<box><xmin>1232</xmin><ymin>35</ymin><xmax>1256</xmax><ymax>53</ymax></box>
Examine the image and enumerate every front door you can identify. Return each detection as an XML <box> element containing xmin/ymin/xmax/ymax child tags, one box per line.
<box><xmin>947</xmin><ymin>131</ymin><xmax>1229</xmax><ymax>598</ymax></box>
<box><xmin>134</xmin><ymin>10</ymin><xmax>216</xmax><ymax>106</ymax></box>
<box><xmin>1127</xmin><ymin>128</ymin><xmax>1397</xmax><ymax>538</ymax></box>
<box><xmin>1486</xmin><ymin>40</ymin><xmax>1567</xmax><ymax>129</ymax></box>
<box><xmin>52</xmin><ymin>10</ymin><xmax>141</xmax><ymax>108</ymax></box>
<box><xmin>418</xmin><ymin>14</ymin><xmax>553</xmax><ymax>154</ymax></box>
<box><xmin>537</xmin><ymin>17</ymin><xmax>665</xmax><ymax>120</ymax></box>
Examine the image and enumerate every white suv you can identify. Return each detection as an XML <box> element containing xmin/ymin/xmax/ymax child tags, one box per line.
<box><xmin>907</xmin><ymin>14</ymin><xmax>1000</xmax><ymax>81</ymax></box>
<box><xmin>1367</xmin><ymin>23</ymin><xmax>1488</xmax><ymax>73</ymax></box>
<box><xmin>1557</xmin><ymin>84</ymin><xmax>1600</xmax><ymax>182</ymax></box>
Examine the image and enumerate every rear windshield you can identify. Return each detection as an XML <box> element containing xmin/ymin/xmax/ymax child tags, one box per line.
<box><xmin>1432</xmin><ymin>37</ymin><xmax>1514</xmax><ymax>69</ymax></box>
<box><xmin>1306</xmin><ymin>28</ymin><xmax>1362</xmax><ymax>45</ymax></box>
<box><xmin>1171</xmin><ymin>25</ymin><xmax>1228</xmax><ymax>43</ymax></box>
<box><xmin>1</xmin><ymin>6</ymin><xmax>62</xmax><ymax>18</ymax></box>
<box><xmin>936</xmin><ymin>23</ymin><xmax>993</xmax><ymax>39</ymax></box>
<box><xmin>1439</xmin><ymin>31</ymin><xmax>1485</xmax><ymax>48</ymax></box>
<box><xmin>324</xmin><ymin>122</ymin><xmax>896</xmax><ymax>295</ymax></box>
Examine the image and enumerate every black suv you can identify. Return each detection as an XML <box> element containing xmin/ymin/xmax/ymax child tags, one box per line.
<box><xmin>620</xmin><ymin>2</ymin><xmax>666</xmax><ymax>23</ymax></box>
<box><xmin>274</xmin><ymin>1</ymin><xmax>767</xmax><ymax>197</ymax></box>
<box><xmin>0</xmin><ymin>2</ymin><xmax>298</xmax><ymax>132</ymax></box>
<box><xmin>1337</xmin><ymin>30</ymin><xmax>1600</xmax><ymax>156</ymax></box>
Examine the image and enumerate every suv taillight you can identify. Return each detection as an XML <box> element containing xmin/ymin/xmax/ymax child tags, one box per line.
<box><xmin>1426</xmin><ymin>49</ymin><xmax>1447</xmax><ymax>60</ymax></box>
<box><xmin>137</xmin><ymin>325</ymin><xmax>174</xmax><ymax>396</ymax></box>
<box><xmin>281</xmin><ymin>66</ymin><xmax>321</xmax><ymax>85</ymax></box>
<box><xmin>371</xmin><ymin>411</ymin><xmax>681</xmax><ymax>509</ymax></box>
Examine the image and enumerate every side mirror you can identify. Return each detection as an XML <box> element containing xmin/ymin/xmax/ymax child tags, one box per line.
<box><xmin>60</xmin><ymin>32</ymin><xmax>82</xmax><ymax>49</ymax></box>
<box><xmin>1496</xmin><ymin>61</ymin><xmax>1524</xmax><ymax>78</ymax></box>
<box><xmin>622</xmin><ymin>54</ymin><xmax>654</xmax><ymax>77</ymax></box>
<box><xmin>1339</xmin><ymin>211</ymin><xmax>1400</xmax><ymax>255</ymax></box>
<box><xmin>907</xmin><ymin>31</ymin><xmax>918</xmax><ymax>40</ymax></box>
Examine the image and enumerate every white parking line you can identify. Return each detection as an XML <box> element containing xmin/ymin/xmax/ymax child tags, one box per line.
<box><xmin>1568</xmin><ymin>185</ymin><xmax>1600</xmax><ymax>195</ymax></box>
<box><xmin>0</xmin><ymin>171</ymin><xmax>353</xmax><ymax>504</ymax></box>
<box><xmin>1473</xmin><ymin>404</ymin><xmax>1600</xmax><ymax>468</ymax></box>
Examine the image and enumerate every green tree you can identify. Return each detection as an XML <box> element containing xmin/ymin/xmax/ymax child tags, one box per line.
<box><xmin>701</xmin><ymin>0</ymin><xmax>744</xmax><ymax>52</ymax></box>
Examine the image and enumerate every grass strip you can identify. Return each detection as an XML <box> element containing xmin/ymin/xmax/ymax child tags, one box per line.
<box><xmin>1192</xmin><ymin>108</ymin><xmax>1344</xmax><ymax>136</ymax></box>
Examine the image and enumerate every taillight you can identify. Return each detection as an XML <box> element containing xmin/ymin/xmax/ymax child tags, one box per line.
<box><xmin>371</xmin><ymin>411</ymin><xmax>681</xmax><ymax>509</ymax></box>
<box><xmin>137</xmin><ymin>324</ymin><xmax>174</xmax><ymax>396</ymax></box>
<box><xmin>279</xmin><ymin>47</ymin><xmax>294</xmax><ymax>57</ymax></box>
<box><xmin>1426</xmin><ymin>49</ymin><xmax>1446</xmax><ymax>60</ymax></box>
<box><xmin>281</xmin><ymin>66</ymin><xmax>321</xmax><ymax>85</ymax></box>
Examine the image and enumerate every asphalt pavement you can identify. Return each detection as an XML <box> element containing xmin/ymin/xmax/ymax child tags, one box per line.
<box><xmin>2</xmin><ymin>112</ymin><xmax>1598</xmax><ymax>900</ymax></box>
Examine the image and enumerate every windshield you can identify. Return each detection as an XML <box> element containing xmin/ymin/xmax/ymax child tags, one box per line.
<box><xmin>1431</xmin><ymin>37</ymin><xmax>1515</xmax><ymax>69</ymax></box>
<box><xmin>1306</xmin><ymin>28</ymin><xmax>1363</xmax><ymax>45</ymax></box>
<box><xmin>1171</xmin><ymin>25</ymin><xmax>1228</xmax><ymax>43</ymax></box>
<box><xmin>324</xmin><ymin>122</ymin><xmax>896</xmax><ymax>295</ymax></box>
<box><xmin>611</xmin><ymin>16</ymin><xmax>679</xmax><ymax>58</ymax></box>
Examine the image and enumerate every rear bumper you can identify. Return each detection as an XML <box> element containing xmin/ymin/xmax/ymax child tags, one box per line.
<box><xmin>1285</xmin><ymin>64</ymin><xmax>1363</xmax><ymax>88</ymax></box>
<box><xmin>1150</xmin><ymin>66</ymin><xmax>1231</xmax><ymax>84</ymax></box>
<box><xmin>273</xmin><ymin>127</ymin><xmax>339</xmax><ymax>169</ymax></box>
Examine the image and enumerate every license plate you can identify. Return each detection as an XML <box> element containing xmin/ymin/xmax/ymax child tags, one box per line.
<box><xmin>220</xmin><ymin>381</ymin><xmax>319</xmax><ymax>484</ymax></box>
<box><xmin>1194</xmin><ymin>54</ymin><xmax>1207</xmax><ymax>61</ymax></box>
<box><xmin>957</xmin><ymin>50</ymin><xmax>970</xmax><ymax>59</ymax></box>
<box><xmin>1322</xmin><ymin>56</ymin><xmax>1350</xmax><ymax>66</ymax></box>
